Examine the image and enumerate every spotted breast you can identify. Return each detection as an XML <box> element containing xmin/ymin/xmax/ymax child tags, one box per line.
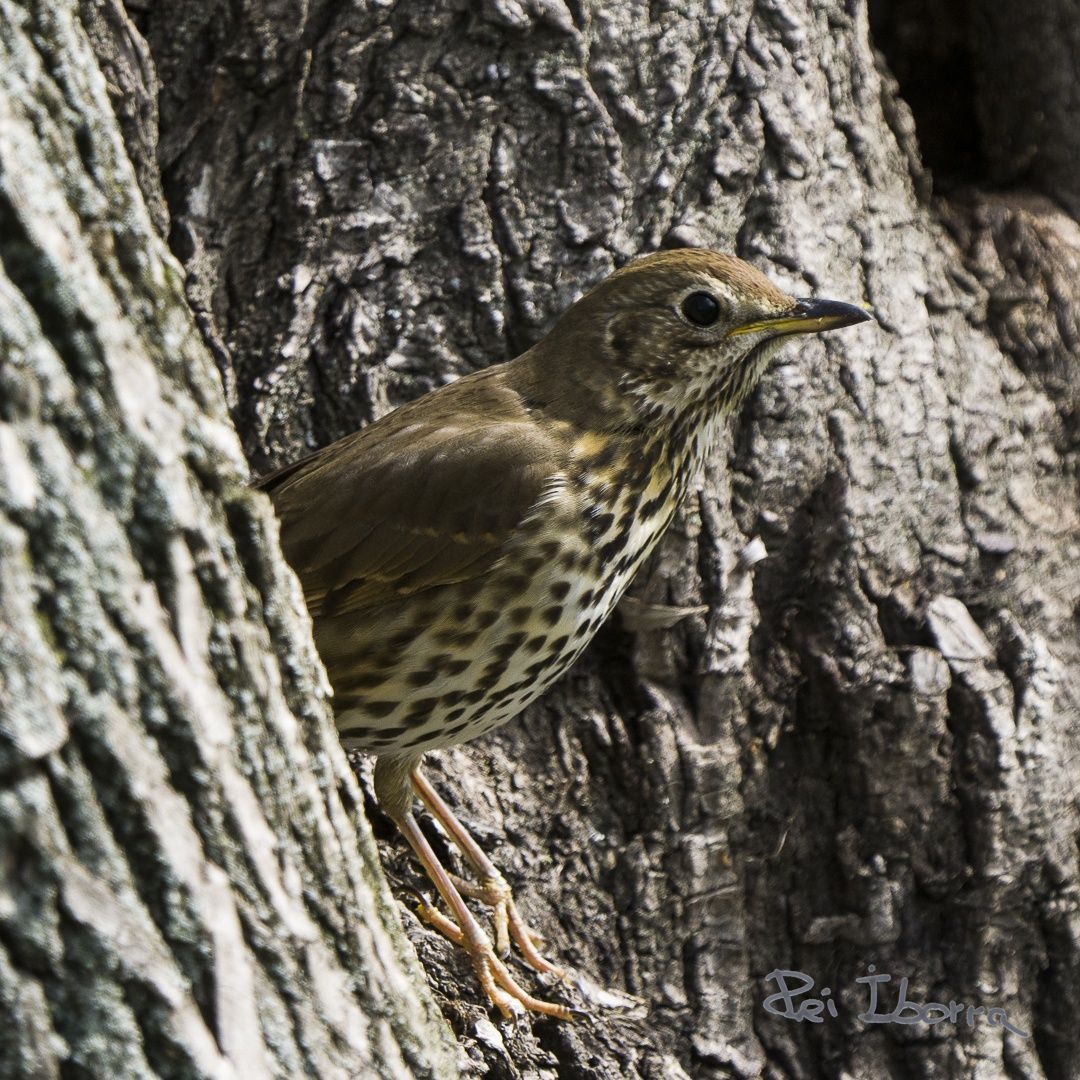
<box><xmin>322</xmin><ymin>424</ymin><xmax>687</xmax><ymax>755</ymax></box>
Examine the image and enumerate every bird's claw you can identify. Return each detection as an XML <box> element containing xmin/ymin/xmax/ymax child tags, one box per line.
<box><xmin>414</xmin><ymin>885</ymin><xmax>572</xmax><ymax>1018</ymax></box>
<box><xmin>469</xmin><ymin>937</ymin><xmax>575</xmax><ymax>1021</ymax></box>
<box><xmin>414</xmin><ymin>896</ymin><xmax>467</xmax><ymax>947</ymax></box>
<box><xmin>449</xmin><ymin>870</ymin><xmax>564</xmax><ymax>977</ymax></box>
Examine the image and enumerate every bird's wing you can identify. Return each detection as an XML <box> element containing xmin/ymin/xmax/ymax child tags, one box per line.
<box><xmin>257</xmin><ymin>385</ymin><xmax>565</xmax><ymax>620</ymax></box>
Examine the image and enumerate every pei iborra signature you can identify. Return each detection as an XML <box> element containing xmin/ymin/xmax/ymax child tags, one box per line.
<box><xmin>762</xmin><ymin>966</ymin><xmax>1029</xmax><ymax>1039</ymax></box>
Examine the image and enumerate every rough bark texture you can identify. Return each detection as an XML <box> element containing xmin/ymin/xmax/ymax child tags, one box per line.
<box><xmin>4</xmin><ymin>0</ymin><xmax>1079</xmax><ymax>1077</ymax></box>
<box><xmin>0</xmin><ymin>2</ymin><xmax>459</xmax><ymax>1077</ymax></box>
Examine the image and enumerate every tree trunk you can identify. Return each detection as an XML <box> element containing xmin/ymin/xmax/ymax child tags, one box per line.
<box><xmin>0</xmin><ymin>2</ymin><xmax>459</xmax><ymax>1077</ymax></box>
<box><xmin>5</xmin><ymin>0</ymin><xmax>1079</xmax><ymax>1077</ymax></box>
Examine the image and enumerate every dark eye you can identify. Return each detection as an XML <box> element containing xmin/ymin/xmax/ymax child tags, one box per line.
<box><xmin>681</xmin><ymin>291</ymin><xmax>721</xmax><ymax>327</ymax></box>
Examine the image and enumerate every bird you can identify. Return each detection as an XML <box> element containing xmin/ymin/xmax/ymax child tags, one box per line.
<box><xmin>257</xmin><ymin>249</ymin><xmax>871</xmax><ymax>1018</ymax></box>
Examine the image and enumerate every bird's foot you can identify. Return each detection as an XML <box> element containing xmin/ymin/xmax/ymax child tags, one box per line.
<box><xmin>449</xmin><ymin>870</ymin><xmax>564</xmax><ymax>976</ymax></box>
<box><xmin>410</xmin><ymin>767</ymin><xmax>567</xmax><ymax>977</ymax></box>
<box><xmin>414</xmin><ymin>896</ymin><xmax>573</xmax><ymax>1020</ymax></box>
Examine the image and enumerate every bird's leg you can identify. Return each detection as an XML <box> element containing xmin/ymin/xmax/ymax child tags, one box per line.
<box><xmin>409</xmin><ymin>767</ymin><xmax>564</xmax><ymax>977</ymax></box>
<box><xmin>375</xmin><ymin>756</ymin><xmax>570</xmax><ymax>1019</ymax></box>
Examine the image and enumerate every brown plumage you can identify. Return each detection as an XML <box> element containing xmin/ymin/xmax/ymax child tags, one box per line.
<box><xmin>258</xmin><ymin>249</ymin><xmax>871</xmax><ymax>1017</ymax></box>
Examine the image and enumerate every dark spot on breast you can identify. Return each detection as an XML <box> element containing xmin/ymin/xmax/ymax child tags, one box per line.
<box><xmin>336</xmin><ymin>670</ymin><xmax>388</xmax><ymax>692</ymax></box>
<box><xmin>407</xmin><ymin>669</ymin><xmax>438</xmax><ymax>688</ymax></box>
<box><xmin>387</xmin><ymin>626</ymin><xmax>422</xmax><ymax>649</ymax></box>
<box><xmin>368</xmin><ymin>732</ymin><xmax>401</xmax><ymax>746</ymax></box>
<box><xmin>549</xmin><ymin>581</ymin><xmax>571</xmax><ymax>601</ymax></box>
<box><xmin>598</xmin><ymin>536</ymin><xmax>626</xmax><ymax>563</ymax></box>
<box><xmin>492</xmin><ymin>632</ymin><xmax>528</xmax><ymax>662</ymax></box>
<box><xmin>500</xmin><ymin>573</ymin><xmax>531</xmax><ymax>593</ymax></box>
<box><xmin>337</xmin><ymin>720</ymin><xmax>374</xmax><ymax>738</ymax></box>
<box><xmin>541</xmin><ymin>604</ymin><xmax>564</xmax><ymax>627</ymax></box>
<box><xmin>492</xmin><ymin>677</ymin><xmax>532</xmax><ymax>701</ymax></box>
<box><xmin>441</xmin><ymin>690</ymin><xmax>466</xmax><ymax>706</ymax></box>
<box><xmin>363</xmin><ymin>700</ymin><xmax>398</xmax><ymax>719</ymax></box>
<box><xmin>476</xmin><ymin>663</ymin><xmax>502</xmax><ymax>689</ymax></box>
<box><xmin>523</xmin><ymin>635</ymin><xmax>548</xmax><ymax>655</ymax></box>
<box><xmin>549</xmin><ymin>635</ymin><xmax>570</xmax><ymax>653</ymax></box>
<box><xmin>444</xmin><ymin>707</ymin><xmax>466</xmax><ymax>723</ymax></box>
<box><xmin>519</xmin><ymin>555</ymin><xmax>545</xmax><ymax>575</ymax></box>
<box><xmin>444</xmin><ymin>658</ymin><xmax>470</xmax><ymax>676</ymax></box>
<box><xmin>475</xmin><ymin>610</ymin><xmax>499</xmax><ymax>630</ymax></box>
<box><xmin>405</xmin><ymin>696</ymin><xmax>440</xmax><ymax>719</ymax></box>
<box><xmin>364</xmin><ymin>649</ymin><xmax>400</xmax><ymax>672</ymax></box>
<box><xmin>640</xmin><ymin>490</ymin><xmax>669</xmax><ymax>518</ymax></box>
<box><xmin>508</xmin><ymin>606</ymin><xmax>531</xmax><ymax>626</ymax></box>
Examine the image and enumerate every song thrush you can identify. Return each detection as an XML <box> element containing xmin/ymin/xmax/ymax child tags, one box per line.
<box><xmin>258</xmin><ymin>249</ymin><xmax>871</xmax><ymax>1018</ymax></box>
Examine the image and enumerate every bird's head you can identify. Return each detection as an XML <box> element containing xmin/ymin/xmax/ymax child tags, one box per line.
<box><xmin>532</xmin><ymin>248</ymin><xmax>871</xmax><ymax>429</ymax></box>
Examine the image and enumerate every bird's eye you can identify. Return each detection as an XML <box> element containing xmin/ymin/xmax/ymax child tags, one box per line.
<box><xmin>681</xmin><ymin>291</ymin><xmax>721</xmax><ymax>327</ymax></box>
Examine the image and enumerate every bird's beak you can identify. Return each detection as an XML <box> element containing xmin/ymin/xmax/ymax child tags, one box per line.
<box><xmin>727</xmin><ymin>297</ymin><xmax>873</xmax><ymax>338</ymax></box>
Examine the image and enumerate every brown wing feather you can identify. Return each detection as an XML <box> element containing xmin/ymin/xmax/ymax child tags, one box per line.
<box><xmin>257</xmin><ymin>367</ymin><xmax>564</xmax><ymax>620</ymax></box>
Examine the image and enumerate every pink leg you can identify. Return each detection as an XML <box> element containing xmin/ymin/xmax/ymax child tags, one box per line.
<box><xmin>410</xmin><ymin>767</ymin><xmax>565</xmax><ymax>977</ymax></box>
<box><xmin>389</xmin><ymin>805</ymin><xmax>572</xmax><ymax>1019</ymax></box>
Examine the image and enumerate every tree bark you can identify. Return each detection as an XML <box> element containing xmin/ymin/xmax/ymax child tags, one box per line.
<box><xmin>5</xmin><ymin>0</ymin><xmax>1079</xmax><ymax>1077</ymax></box>
<box><xmin>0</xmin><ymin>2</ymin><xmax>459</xmax><ymax>1077</ymax></box>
